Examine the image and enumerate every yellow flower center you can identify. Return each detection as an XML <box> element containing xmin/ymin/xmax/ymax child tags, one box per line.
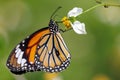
<box><xmin>61</xmin><ymin>17</ymin><xmax>71</xmax><ymax>29</ymax></box>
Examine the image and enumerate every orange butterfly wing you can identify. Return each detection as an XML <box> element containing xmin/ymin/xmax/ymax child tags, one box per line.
<box><xmin>7</xmin><ymin>27</ymin><xmax>50</xmax><ymax>74</ymax></box>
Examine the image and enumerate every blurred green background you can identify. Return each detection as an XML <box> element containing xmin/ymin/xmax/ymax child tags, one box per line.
<box><xmin>1</xmin><ymin>0</ymin><xmax>120</xmax><ymax>80</ymax></box>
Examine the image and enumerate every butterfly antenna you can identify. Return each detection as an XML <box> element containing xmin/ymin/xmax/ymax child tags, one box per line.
<box><xmin>50</xmin><ymin>6</ymin><xmax>62</xmax><ymax>19</ymax></box>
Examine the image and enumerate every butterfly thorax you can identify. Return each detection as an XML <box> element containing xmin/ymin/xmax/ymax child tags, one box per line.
<box><xmin>49</xmin><ymin>19</ymin><xmax>59</xmax><ymax>33</ymax></box>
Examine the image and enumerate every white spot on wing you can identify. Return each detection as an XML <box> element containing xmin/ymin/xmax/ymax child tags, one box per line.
<box><xmin>67</xmin><ymin>54</ymin><xmax>71</xmax><ymax>58</ymax></box>
<box><xmin>16</xmin><ymin>44</ymin><xmax>20</xmax><ymax>49</ymax></box>
<box><xmin>30</xmin><ymin>62</ymin><xmax>34</xmax><ymax>64</ymax></box>
<box><xmin>21</xmin><ymin>59</ymin><xmax>26</xmax><ymax>67</ymax></box>
<box><xmin>17</xmin><ymin>51</ymin><xmax>24</xmax><ymax>64</ymax></box>
<box><xmin>22</xmin><ymin>40</ymin><xmax>25</xmax><ymax>43</ymax></box>
<box><xmin>22</xmin><ymin>44</ymin><xmax>25</xmax><ymax>46</ymax></box>
<box><xmin>15</xmin><ymin>48</ymin><xmax>21</xmax><ymax>58</ymax></box>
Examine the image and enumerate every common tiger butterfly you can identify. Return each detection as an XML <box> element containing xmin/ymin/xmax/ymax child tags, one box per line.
<box><xmin>6</xmin><ymin>7</ymin><xmax>71</xmax><ymax>74</ymax></box>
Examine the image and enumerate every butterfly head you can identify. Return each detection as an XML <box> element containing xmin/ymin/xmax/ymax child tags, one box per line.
<box><xmin>49</xmin><ymin>19</ymin><xmax>59</xmax><ymax>33</ymax></box>
<box><xmin>48</xmin><ymin>7</ymin><xmax>62</xmax><ymax>33</ymax></box>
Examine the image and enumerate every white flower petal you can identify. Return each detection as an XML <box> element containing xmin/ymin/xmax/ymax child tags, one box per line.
<box><xmin>68</xmin><ymin>7</ymin><xmax>83</xmax><ymax>17</ymax></box>
<box><xmin>70</xmin><ymin>21</ymin><xmax>87</xmax><ymax>34</ymax></box>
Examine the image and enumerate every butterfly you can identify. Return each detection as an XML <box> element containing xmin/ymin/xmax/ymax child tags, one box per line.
<box><xmin>6</xmin><ymin>7</ymin><xmax>71</xmax><ymax>75</ymax></box>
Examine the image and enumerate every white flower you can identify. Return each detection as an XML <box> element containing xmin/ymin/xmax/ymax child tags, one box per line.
<box><xmin>70</xmin><ymin>21</ymin><xmax>87</xmax><ymax>34</ymax></box>
<box><xmin>67</xmin><ymin>7</ymin><xmax>87</xmax><ymax>34</ymax></box>
<box><xmin>68</xmin><ymin>7</ymin><xmax>83</xmax><ymax>17</ymax></box>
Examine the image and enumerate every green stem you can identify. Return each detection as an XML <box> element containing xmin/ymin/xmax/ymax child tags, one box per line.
<box><xmin>82</xmin><ymin>4</ymin><xmax>103</xmax><ymax>15</ymax></box>
<box><xmin>79</xmin><ymin>3</ymin><xmax>120</xmax><ymax>16</ymax></box>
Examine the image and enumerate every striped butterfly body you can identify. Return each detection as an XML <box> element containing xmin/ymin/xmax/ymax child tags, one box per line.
<box><xmin>6</xmin><ymin>19</ymin><xmax>71</xmax><ymax>74</ymax></box>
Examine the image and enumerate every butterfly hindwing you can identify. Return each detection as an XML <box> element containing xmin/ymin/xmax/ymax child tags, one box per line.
<box><xmin>35</xmin><ymin>32</ymin><xmax>70</xmax><ymax>72</ymax></box>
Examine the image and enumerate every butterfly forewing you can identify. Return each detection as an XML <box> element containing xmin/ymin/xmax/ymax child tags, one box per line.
<box><xmin>6</xmin><ymin>27</ymin><xmax>50</xmax><ymax>74</ymax></box>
